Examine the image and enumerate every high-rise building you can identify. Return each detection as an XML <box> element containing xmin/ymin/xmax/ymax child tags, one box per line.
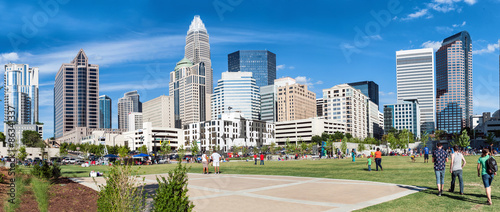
<box><xmin>316</xmin><ymin>98</ymin><xmax>324</xmax><ymax>117</ymax></box>
<box><xmin>99</xmin><ymin>95</ymin><xmax>112</xmax><ymax>129</ymax></box>
<box><xmin>259</xmin><ymin>77</ymin><xmax>297</xmax><ymax>122</ymax></box>
<box><xmin>169</xmin><ymin>58</ymin><xmax>208</xmax><ymax>128</ymax></box>
<box><xmin>323</xmin><ymin>84</ymin><xmax>368</xmax><ymax>139</ymax></box>
<box><xmin>212</xmin><ymin>72</ymin><xmax>260</xmax><ymax>120</ymax></box>
<box><xmin>143</xmin><ymin>95</ymin><xmax>175</xmax><ymax>128</ymax></box>
<box><xmin>384</xmin><ymin>100</ymin><xmax>421</xmax><ymax>138</ymax></box>
<box><xmin>118</xmin><ymin>91</ymin><xmax>142</xmax><ymax>130</ymax></box>
<box><xmin>4</xmin><ymin>63</ymin><xmax>40</xmax><ymax>145</ymax></box>
<box><xmin>185</xmin><ymin>15</ymin><xmax>212</xmax><ymax>94</ymax></box>
<box><xmin>4</xmin><ymin>63</ymin><xmax>39</xmax><ymax>125</ymax></box>
<box><xmin>228</xmin><ymin>50</ymin><xmax>276</xmax><ymax>87</ymax></box>
<box><xmin>347</xmin><ymin>81</ymin><xmax>379</xmax><ymax>107</ymax></box>
<box><xmin>128</xmin><ymin>112</ymin><xmax>143</xmax><ymax>131</ymax></box>
<box><xmin>367</xmin><ymin>100</ymin><xmax>383</xmax><ymax>139</ymax></box>
<box><xmin>54</xmin><ymin>49</ymin><xmax>99</xmax><ymax>138</ymax></box>
<box><xmin>436</xmin><ymin>31</ymin><xmax>473</xmax><ymax>133</ymax></box>
<box><xmin>396</xmin><ymin>48</ymin><xmax>435</xmax><ymax>134</ymax></box>
<box><xmin>277</xmin><ymin>78</ymin><xmax>316</xmax><ymax>122</ymax></box>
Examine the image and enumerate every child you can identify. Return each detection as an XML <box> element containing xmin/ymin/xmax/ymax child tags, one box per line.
<box><xmin>411</xmin><ymin>154</ymin><xmax>416</xmax><ymax>162</ymax></box>
<box><xmin>367</xmin><ymin>156</ymin><xmax>372</xmax><ymax>171</ymax></box>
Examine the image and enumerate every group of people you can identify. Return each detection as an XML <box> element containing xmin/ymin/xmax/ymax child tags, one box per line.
<box><xmin>366</xmin><ymin>148</ymin><xmax>383</xmax><ymax>171</ymax></box>
<box><xmin>433</xmin><ymin>143</ymin><xmax>497</xmax><ymax>205</ymax></box>
<box><xmin>201</xmin><ymin>151</ymin><xmax>222</xmax><ymax>174</ymax></box>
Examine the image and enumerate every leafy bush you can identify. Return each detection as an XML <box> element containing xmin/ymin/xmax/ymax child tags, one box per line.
<box><xmin>51</xmin><ymin>162</ymin><xmax>61</xmax><ymax>180</ymax></box>
<box><xmin>152</xmin><ymin>161</ymin><xmax>194</xmax><ymax>212</ymax></box>
<box><xmin>96</xmin><ymin>165</ymin><xmax>146</xmax><ymax>212</ymax></box>
<box><xmin>31</xmin><ymin>161</ymin><xmax>61</xmax><ymax>181</ymax></box>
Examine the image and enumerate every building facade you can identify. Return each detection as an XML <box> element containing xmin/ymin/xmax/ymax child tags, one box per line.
<box><xmin>99</xmin><ymin>95</ymin><xmax>112</xmax><ymax>129</ymax></box>
<box><xmin>367</xmin><ymin>100</ymin><xmax>384</xmax><ymax>139</ymax></box>
<box><xmin>436</xmin><ymin>31</ymin><xmax>473</xmax><ymax>134</ymax></box>
<box><xmin>347</xmin><ymin>81</ymin><xmax>379</xmax><ymax>108</ymax></box>
<box><xmin>316</xmin><ymin>98</ymin><xmax>324</xmax><ymax>117</ymax></box>
<box><xmin>260</xmin><ymin>84</ymin><xmax>277</xmax><ymax>122</ymax></box>
<box><xmin>396</xmin><ymin>48</ymin><xmax>435</xmax><ymax>133</ymax></box>
<box><xmin>323</xmin><ymin>84</ymin><xmax>368</xmax><ymax>139</ymax></box>
<box><xmin>275</xmin><ymin>117</ymin><xmax>345</xmax><ymax>145</ymax></box>
<box><xmin>277</xmin><ymin>79</ymin><xmax>316</xmax><ymax>122</ymax></box>
<box><xmin>212</xmin><ymin>72</ymin><xmax>260</xmax><ymax>120</ymax></box>
<box><xmin>228</xmin><ymin>50</ymin><xmax>277</xmax><ymax>87</ymax></box>
<box><xmin>117</xmin><ymin>90</ymin><xmax>142</xmax><ymax>131</ymax></box>
<box><xmin>54</xmin><ymin>49</ymin><xmax>99</xmax><ymax>138</ymax></box>
<box><xmin>383</xmin><ymin>100</ymin><xmax>421</xmax><ymax>138</ymax></box>
<box><xmin>185</xmin><ymin>15</ymin><xmax>212</xmax><ymax>94</ymax></box>
<box><xmin>143</xmin><ymin>95</ymin><xmax>174</xmax><ymax>128</ymax></box>
<box><xmin>184</xmin><ymin>112</ymin><xmax>275</xmax><ymax>152</ymax></box>
<box><xmin>4</xmin><ymin>63</ymin><xmax>39</xmax><ymax>125</ymax></box>
<box><xmin>128</xmin><ymin>112</ymin><xmax>143</xmax><ymax>131</ymax></box>
<box><xmin>169</xmin><ymin>58</ymin><xmax>209</xmax><ymax>128</ymax></box>
<box><xmin>56</xmin><ymin>127</ymin><xmax>125</xmax><ymax>144</ymax></box>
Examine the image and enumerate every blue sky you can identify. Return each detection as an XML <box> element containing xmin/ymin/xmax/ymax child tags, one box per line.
<box><xmin>0</xmin><ymin>0</ymin><xmax>499</xmax><ymax>139</ymax></box>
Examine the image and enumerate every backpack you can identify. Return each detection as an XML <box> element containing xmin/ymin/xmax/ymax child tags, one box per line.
<box><xmin>486</xmin><ymin>156</ymin><xmax>498</xmax><ymax>174</ymax></box>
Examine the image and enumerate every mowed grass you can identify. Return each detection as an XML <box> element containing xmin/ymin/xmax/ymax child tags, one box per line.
<box><xmin>39</xmin><ymin>156</ymin><xmax>500</xmax><ymax>211</ymax></box>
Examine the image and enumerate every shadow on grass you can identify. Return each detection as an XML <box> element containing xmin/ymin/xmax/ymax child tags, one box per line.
<box><xmin>421</xmin><ymin>187</ymin><xmax>499</xmax><ymax>204</ymax></box>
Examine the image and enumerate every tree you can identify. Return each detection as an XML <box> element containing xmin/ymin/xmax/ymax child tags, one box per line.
<box><xmin>152</xmin><ymin>157</ymin><xmax>194</xmax><ymax>211</ymax></box>
<box><xmin>160</xmin><ymin>141</ymin><xmax>171</xmax><ymax>157</ymax></box>
<box><xmin>435</xmin><ymin>130</ymin><xmax>447</xmax><ymax>141</ymax></box>
<box><xmin>190</xmin><ymin>141</ymin><xmax>199</xmax><ymax>156</ymax></box>
<box><xmin>232</xmin><ymin>145</ymin><xmax>240</xmax><ymax>156</ymax></box>
<box><xmin>326</xmin><ymin>138</ymin><xmax>334</xmax><ymax>156</ymax></box>
<box><xmin>345</xmin><ymin>133</ymin><xmax>353</xmax><ymax>139</ymax></box>
<box><xmin>21</xmin><ymin>130</ymin><xmax>43</xmax><ymax>147</ymax></box>
<box><xmin>454</xmin><ymin>130</ymin><xmax>470</xmax><ymax>148</ymax></box>
<box><xmin>242</xmin><ymin>146</ymin><xmax>249</xmax><ymax>156</ymax></box>
<box><xmin>0</xmin><ymin>132</ymin><xmax>5</xmax><ymax>146</ymax></box>
<box><xmin>285</xmin><ymin>138</ymin><xmax>293</xmax><ymax>155</ymax></box>
<box><xmin>178</xmin><ymin>145</ymin><xmax>186</xmax><ymax>156</ymax></box>
<box><xmin>270</xmin><ymin>142</ymin><xmax>277</xmax><ymax>155</ymax></box>
<box><xmin>358</xmin><ymin>142</ymin><xmax>366</xmax><ymax>152</ymax></box>
<box><xmin>18</xmin><ymin>146</ymin><xmax>28</xmax><ymax>162</ymax></box>
<box><xmin>307</xmin><ymin>143</ymin><xmax>314</xmax><ymax>154</ymax></box>
<box><xmin>118</xmin><ymin>146</ymin><xmax>129</xmax><ymax>158</ymax></box>
<box><xmin>387</xmin><ymin>133</ymin><xmax>400</xmax><ymax>150</ymax></box>
<box><xmin>341</xmin><ymin>136</ymin><xmax>348</xmax><ymax>154</ymax></box>
<box><xmin>311</xmin><ymin>135</ymin><xmax>322</xmax><ymax>145</ymax></box>
<box><xmin>332</xmin><ymin>132</ymin><xmax>344</xmax><ymax>140</ymax></box>
<box><xmin>300</xmin><ymin>142</ymin><xmax>307</xmax><ymax>156</ymax></box>
<box><xmin>397</xmin><ymin>129</ymin><xmax>413</xmax><ymax>149</ymax></box>
<box><xmin>485</xmin><ymin>132</ymin><xmax>497</xmax><ymax>146</ymax></box>
<box><xmin>421</xmin><ymin>132</ymin><xmax>430</xmax><ymax>147</ymax></box>
<box><xmin>321</xmin><ymin>132</ymin><xmax>330</xmax><ymax>141</ymax></box>
<box><xmin>261</xmin><ymin>145</ymin><xmax>269</xmax><ymax>154</ymax></box>
<box><xmin>139</xmin><ymin>145</ymin><xmax>148</xmax><ymax>154</ymax></box>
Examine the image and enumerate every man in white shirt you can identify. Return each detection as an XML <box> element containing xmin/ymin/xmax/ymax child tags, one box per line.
<box><xmin>201</xmin><ymin>152</ymin><xmax>209</xmax><ymax>174</ymax></box>
<box><xmin>211</xmin><ymin>151</ymin><xmax>222</xmax><ymax>174</ymax></box>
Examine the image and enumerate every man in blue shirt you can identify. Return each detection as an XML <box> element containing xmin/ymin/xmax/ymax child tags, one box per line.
<box><xmin>424</xmin><ymin>146</ymin><xmax>429</xmax><ymax>163</ymax></box>
<box><xmin>433</xmin><ymin>143</ymin><xmax>448</xmax><ymax>196</ymax></box>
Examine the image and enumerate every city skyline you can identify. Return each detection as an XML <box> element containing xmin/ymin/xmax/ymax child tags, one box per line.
<box><xmin>0</xmin><ymin>1</ymin><xmax>499</xmax><ymax>138</ymax></box>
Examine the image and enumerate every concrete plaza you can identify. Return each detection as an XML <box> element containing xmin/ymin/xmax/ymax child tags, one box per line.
<box><xmin>71</xmin><ymin>173</ymin><xmax>425</xmax><ymax>212</ymax></box>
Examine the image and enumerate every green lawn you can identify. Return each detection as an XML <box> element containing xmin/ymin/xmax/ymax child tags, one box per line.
<box><xmin>27</xmin><ymin>156</ymin><xmax>500</xmax><ymax>211</ymax></box>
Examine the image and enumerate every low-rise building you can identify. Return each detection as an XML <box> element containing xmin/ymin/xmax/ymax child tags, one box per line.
<box><xmin>384</xmin><ymin>99</ymin><xmax>421</xmax><ymax>138</ymax></box>
<box><xmin>122</xmin><ymin>122</ymin><xmax>184</xmax><ymax>152</ymax></box>
<box><xmin>56</xmin><ymin>127</ymin><xmax>126</xmax><ymax>144</ymax></box>
<box><xmin>4</xmin><ymin>124</ymin><xmax>43</xmax><ymax>146</ymax></box>
<box><xmin>275</xmin><ymin>117</ymin><xmax>345</xmax><ymax>145</ymax></box>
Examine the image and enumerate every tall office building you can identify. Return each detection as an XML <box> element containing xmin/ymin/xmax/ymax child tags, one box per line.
<box><xmin>436</xmin><ymin>31</ymin><xmax>473</xmax><ymax>133</ymax></box>
<box><xmin>396</xmin><ymin>48</ymin><xmax>435</xmax><ymax>133</ymax></box>
<box><xmin>277</xmin><ymin>78</ymin><xmax>316</xmax><ymax>122</ymax></box>
<box><xmin>54</xmin><ymin>49</ymin><xmax>99</xmax><ymax>138</ymax></box>
<box><xmin>228</xmin><ymin>50</ymin><xmax>276</xmax><ymax>87</ymax></box>
<box><xmin>323</xmin><ymin>84</ymin><xmax>368</xmax><ymax>139</ymax></box>
<box><xmin>212</xmin><ymin>72</ymin><xmax>260</xmax><ymax>120</ymax></box>
<box><xmin>260</xmin><ymin>77</ymin><xmax>297</xmax><ymax>122</ymax></box>
<box><xmin>143</xmin><ymin>95</ymin><xmax>175</xmax><ymax>128</ymax></box>
<box><xmin>128</xmin><ymin>112</ymin><xmax>143</xmax><ymax>131</ymax></box>
<box><xmin>99</xmin><ymin>95</ymin><xmax>112</xmax><ymax>129</ymax></box>
<box><xmin>316</xmin><ymin>99</ymin><xmax>324</xmax><ymax>117</ymax></box>
<box><xmin>169</xmin><ymin>58</ymin><xmax>208</xmax><ymax>128</ymax></box>
<box><xmin>4</xmin><ymin>63</ymin><xmax>39</xmax><ymax>125</ymax></box>
<box><xmin>384</xmin><ymin>100</ymin><xmax>421</xmax><ymax>138</ymax></box>
<box><xmin>185</xmin><ymin>15</ymin><xmax>212</xmax><ymax>94</ymax></box>
<box><xmin>348</xmin><ymin>81</ymin><xmax>379</xmax><ymax>107</ymax></box>
<box><xmin>118</xmin><ymin>90</ymin><xmax>142</xmax><ymax>130</ymax></box>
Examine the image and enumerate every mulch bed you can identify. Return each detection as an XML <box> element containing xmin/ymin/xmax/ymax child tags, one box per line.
<box><xmin>0</xmin><ymin>167</ymin><xmax>98</xmax><ymax>212</ymax></box>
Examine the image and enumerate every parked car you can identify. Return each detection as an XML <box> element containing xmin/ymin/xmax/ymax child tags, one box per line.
<box><xmin>75</xmin><ymin>160</ymin><xmax>86</xmax><ymax>165</ymax></box>
<box><xmin>68</xmin><ymin>158</ymin><xmax>76</xmax><ymax>164</ymax></box>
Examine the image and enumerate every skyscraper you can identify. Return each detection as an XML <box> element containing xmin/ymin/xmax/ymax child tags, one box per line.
<box><xmin>212</xmin><ymin>72</ymin><xmax>260</xmax><ymax>120</ymax></box>
<box><xmin>228</xmin><ymin>50</ymin><xmax>277</xmax><ymax>87</ymax></box>
<box><xmin>384</xmin><ymin>100</ymin><xmax>421</xmax><ymax>138</ymax></box>
<box><xmin>347</xmin><ymin>81</ymin><xmax>379</xmax><ymax>107</ymax></box>
<box><xmin>54</xmin><ymin>49</ymin><xmax>99</xmax><ymax>138</ymax></box>
<box><xmin>277</xmin><ymin>78</ymin><xmax>316</xmax><ymax>122</ymax></box>
<box><xmin>118</xmin><ymin>91</ymin><xmax>142</xmax><ymax>130</ymax></box>
<box><xmin>436</xmin><ymin>31</ymin><xmax>473</xmax><ymax>133</ymax></box>
<box><xmin>169</xmin><ymin>58</ymin><xmax>208</xmax><ymax>128</ymax></box>
<box><xmin>185</xmin><ymin>15</ymin><xmax>212</xmax><ymax>94</ymax></box>
<box><xmin>99</xmin><ymin>95</ymin><xmax>112</xmax><ymax>129</ymax></box>
<box><xmin>4</xmin><ymin>63</ymin><xmax>39</xmax><ymax>125</ymax></box>
<box><xmin>143</xmin><ymin>95</ymin><xmax>175</xmax><ymax>128</ymax></box>
<box><xmin>396</xmin><ymin>48</ymin><xmax>435</xmax><ymax>133</ymax></box>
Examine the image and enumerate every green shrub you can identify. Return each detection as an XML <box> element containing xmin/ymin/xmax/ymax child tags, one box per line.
<box><xmin>31</xmin><ymin>161</ymin><xmax>52</xmax><ymax>180</ymax></box>
<box><xmin>31</xmin><ymin>178</ymin><xmax>50</xmax><ymax>212</ymax></box>
<box><xmin>51</xmin><ymin>162</ymin><xmax>61</xmax><ymax>180</ymax></box>
<box><xmin>4</xmin><ymin>177</ymin><xmax>25</xmax><ymax>212</ymax></box>
<box><xmin>152</xmin><ymin>161</ymin><xmax>194</xmax><ymax>212</ymax></box>
<box><xmin>96</xmin><ymin>165</ymin><xmax>146</xmax><ymax>212</ymax></box>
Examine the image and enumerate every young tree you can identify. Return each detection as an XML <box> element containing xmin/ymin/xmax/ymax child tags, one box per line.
<box><xmin>387</xmin><ymin>133</ymin><xmax>399</xmax><ymax>150</ymax></box>
<box><xmin>454</xmin><ymin>129</ymin><xmax>470</xmax><ymax>148</ymax></box>
<box><xmin>190</xmin><ymin>141</ymin><xmax>199</xmax><ymax>156</ymax></box>
<box><xmin>21</xmin><ymin>130</ymin><xmax>43</xmax><ymax>147</ymax></box>
<box><xmin>358</xmin><ymin>142</ymin><xmax>366</xmax><ymax>152</ymax></box>
<box><xmin>311</xmin><ymin>135</ymin><xmax>322</xmax><ymax>145</ymax></box>
<box><xmin>345</xmin><ymin>133</ymin><xmax>353</xmax><ymax>139</ymax></box>
<box><xmin>261</xmin><ymin>145</ymin><xmax>269</xmax><ymax>154</ymax></box>
<box><xmin>270</xmin><ymin>142</ymin><xmax>277</xmax><ymax>155</ymax></box>
<box><xmin>118</xmin><ymin>146</ymin><xmax>129</xmax><ymax>158</ymax></box>
<box><xmin>341</xmin><ymin>136</ymin><xmax>348</xmax><ymax>154</ymax></box>
<box><xmin>435</xmin><ymin>130</ymin><xmax>447</xmax><ymax>141</ymax></box>
<box><xmin>300</xmin><ymin>142</ymin><xmax>307</xmax><ymax>156</ymax></box>
<box><xmin>139</xmin><ymin>145</ymin><xmax>148</xmax><ymax>154</ymax></box>
<box><xmin>397</xmin><ymin>129</ymin><xmax>413</xmax><ymax>149</ymax></box>
<box><xmin>421</xmin><ymin>132</ymin><xmax>430</xmax><ymax>147</ymax></box>
<box><xmin>485</xmin><ymin>132</ymin><xmax>497</xmax><ymax>146</ymax></box>
<box><xmin>160</xmin><ymin>141</ymin><xmax>171</xmax><ymax>157</ymax></box>
<box><xmin>18</xmin><ymin>146</ymin><xmax>28</xmax><ymax>162</ymax></box>
<box><xmin>152</xmin><ymin>157</ymin><xmax>194</xmax><ymax>211</ymax></box>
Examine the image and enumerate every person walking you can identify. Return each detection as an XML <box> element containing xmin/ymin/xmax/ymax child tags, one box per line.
<box><xmin>211</xmin><ymin>151</ymin><xmax>221</xmax><ymax>174</ymax></box>
<box><xmin>367</xmin><ymin>156</ymin><xmax>372</xmax><ymax>171</ymax></box>
<box><xmin>351</xmin><ymin>149</ymin><xmax>356</xmax><ymax>162</ymax></box>
<box><xmin>254</xmin><ymin>153</ymin><xmax>258</xmax><ymax>165</ymax></box>
<box><xmin>424</xmin><ymin>146</ymin><xmax>429</xmax><ymax>163</ymax></box>
<box><xmin>260</xmin><ymin>152</ymin><xmax>265</xmax><ymax>165</ymax></box>
<box><xmin>478</xmin><ymin>148</ymin><xmax>496</xmax><ymax>205</ymax></box>
<box><xmin>449</xmin><ymin>146</ymin><xmax>466</xmax><ymax>195</ymax></box>
<box><xmin>375</xmin><ymin>148</ymin><xmax>383</xmax><ymax>171</ymax></box>
<box><xmin>201</xmin><ymin>151</ymin><xmax>209</xmax><ymax>174</ymax></box>
<box><xmin>433</xmin><ymin>143</ymin><xmax>448</xmax><ymax>196</ymax></box>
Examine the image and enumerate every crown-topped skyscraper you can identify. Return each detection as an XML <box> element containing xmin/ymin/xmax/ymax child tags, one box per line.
<box><xmin>185</xmin><ymin>15</ymin><xmax>212</xmax><ymax>94</ymax></box>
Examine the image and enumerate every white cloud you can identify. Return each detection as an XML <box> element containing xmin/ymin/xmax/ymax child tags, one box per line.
<box><xmin>421</xmin><ymin>40</ymin><xmax>442</xmax><ymax>51</ymax></box>
<box><xmin>473</xmin><ymin>43</ymin><xmax>499</xmax><ymax>55</ymax></box>
<box><xmin>463</xmin><ymin>0</ymin><xmax>477</xmax><ymax>5</ymax></box>
<box><xmin>452</xmin><ymin>21</ymin><xmax>466</xmax><ymax>27</ymax></box>
<box><xmin>0</xmin><ymin>52</ymin><xmax>19</xmax><ymax>64</ymax></box>
<box><xmin>436</xmin><ymin>26</ymin><xmax>454</xmax><ymax>34</ymax></box>
<box><xmin>379</xmin><ymin>91</ymin><xmax>395</xmax><ymax>96</ymax></box>
<box><xmin>289</xmin><ymin>66</ymin><xmax>295</xmax><ymax>70</ymax></box>
<box><xmin>402</xmin><ymin>9</ymin><xmax>429</xmax><ymax>20</ymax></box>
<box><xmin>368</xmin><ymin>35</ymin><xmax>383</xmax><ymax>40</ymax></box>
<box><xmin>294</xmin><ymin>76</ymin><xmax>322</xmax><ymax>88</ymax></box>
<box><xmin>276</xmin><ymin>64</ymin><xmax>286</xmax><ymax>70</ymax></box>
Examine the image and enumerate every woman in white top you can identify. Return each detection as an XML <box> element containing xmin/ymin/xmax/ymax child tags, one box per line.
<box><xmin>202</xmin><ymin>152</ymin><xmax>209</xmax><ymax>174</ymax></box>
<box><xmin>449</xmin><ymin>146</ymin><xmax>466</xmax><ymax>195</ymax></box>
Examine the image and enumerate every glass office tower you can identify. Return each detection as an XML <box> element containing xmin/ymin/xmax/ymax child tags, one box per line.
<box><xmin>228</xmin><ymin>50</ymin><xmax>276</xmax><ymax>87</ymax></box>
<box><xmin>347</xmin><ymin>81</ymin><xmax>379</xmax><ymax>107</ymax></box>
<box><xmin>99</xmin><ymin>95</ymin><xmax>112</xmax><ymax>129</ymax></box>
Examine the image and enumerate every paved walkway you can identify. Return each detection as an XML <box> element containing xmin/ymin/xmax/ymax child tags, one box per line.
<box><xmin>71</xmin><ymin>173</ymin><xmax>425</xmax><ymax>212</ymax></box>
